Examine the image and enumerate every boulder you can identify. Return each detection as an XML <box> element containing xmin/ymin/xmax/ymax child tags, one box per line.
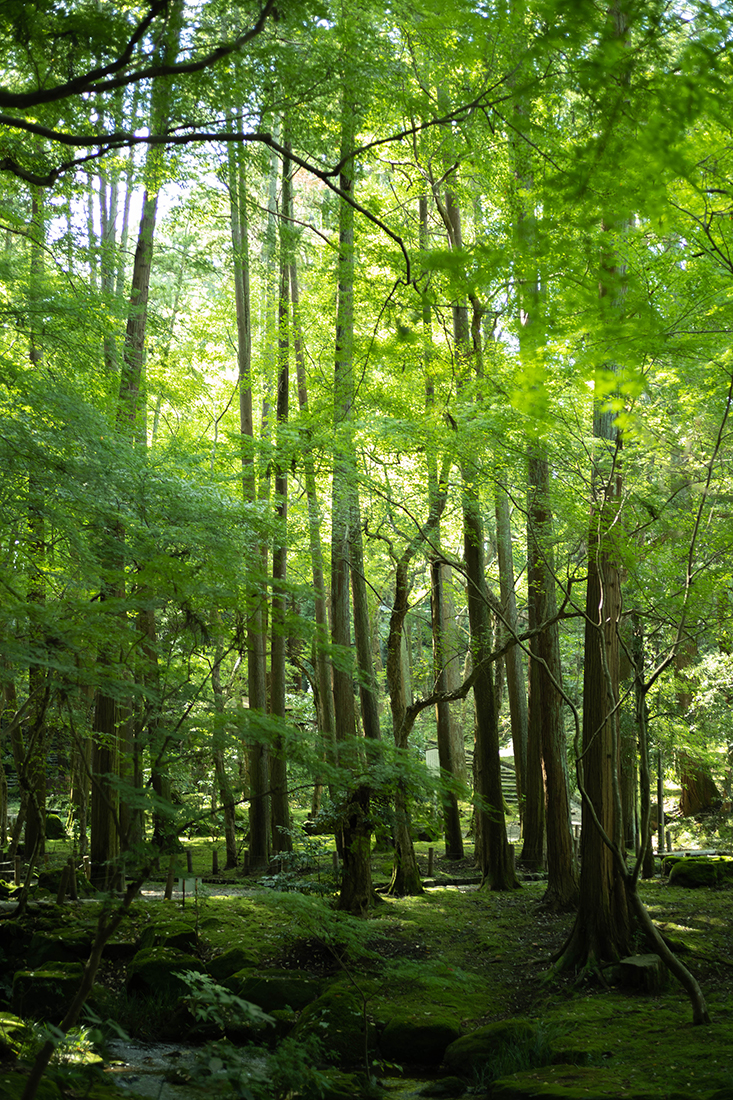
<box><xmin>224</xmin><ymin>968</ymin><xmax>322</xmax><ymax>1013</ymax></box>
<box><xmin>26</xmin><ymin>928</ymin><xmax>92</xmax><ymax>968</ymax></box>
<box><xmin>293</xmin><ymin>983</ymin><xmax>377</xmax><ymax>1068</ymax></box>
<box><xmin>380</xmin><ymin>1013</ymin><xmax>462</xmax><ymax>1066</ymax></box>
<box><xmin>0</xmin><ymin>1073</ymin><xmax>63</xmax><ymax>1099</ymax></box>
<box><xmin>45</xmin><ymin>813</ymin><xmax>66</xmax><ymax>840</ymax></box>
<box><xmin>443</xmin><ymin>1019</ymin><xmax>537</xmax><ymax>1076</ymax></box>
<box><xmin>207</xmin><ymin>945</ymin><xmax>259</xmax><ymax>982</ymax></box>
<box><xmin>12</xmin><ymin>962</ymin><xmax>84</xmax><ymax>1022</ymax></box>
<box><xmin>126</xmin><ymin>947</ymin><xmax>206</xmax><ymax>999</ymax></box>
<box><xmin>668</xmin><ymin>857</ymin><xmax>733</xmax><ymax>888</ymax></box>
<box><xmin>0</xmin><ymin>1012</ymin><xmax>30</xmax><ymax>1059</ymax></box>
<box><xmin>418</xmin><ymin>1079</ymin><xmax>469</xmax><ymax>1098</ymax></box>
<box><xmin>138</xmin><ymin>918</ymin><xmax>198</xmax><ymax>953</ymax></box>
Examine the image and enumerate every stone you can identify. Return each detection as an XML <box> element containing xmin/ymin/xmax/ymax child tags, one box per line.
<box><xmin>138</xmin><ymin>918</ymin><xmax>198</xmax><ymax>953</ymax></box>
<box><xmin>0</xmin><ymin>1073</ymin><xmax>63</xmax><ymax>1099</ymax></box>
<box><xmin>443</xmin><ymin>1019</ymin><xmax>537</xmax><ymax>1076</ymax></box>
<box><xmin>12</xmin><ymin>963</ymin><xmax>84</xmax><ymax>1022</ymax></box>
<box><xmin>26</xmin><ymin>928</ymin><xmax>92</xmax><ymax>969</ymax></box>
<box><xmin>126</xmin><ymin>947</ymin><xmax>206</xmax><ymax>999</ymax></box>
<box><xmin>207</xmin><ymin>945</ymin><xmax>258</xmax><ymax>982</ymax></box>
<box><xmin>293</xmin><ymin>983</ymin><xmax>377</xmax><ymax>1068</ymax></box>
<box><xmin>668</xmin><ymin>857</ymin><xmax>733</xmax><ymax>888</ymax></box>
<box><xmin>45</xmin><ymin>813</ymin><xmax>66</xmax><ymax>840</ymax></box>
<box><xmin>0</xmin><ymin>1012</ymin><xmax>29</xmax><ymax>1059</ymax></box>
<box><xmin>419</xmin><ymin>1076</ymin><xmax>470</xmax><ymax>1097</ymax></box>
<box><xmin>224</xmin><ymin>968</ymin><xmax>322</xmax><ymax>1013</ymax></box>
<box><xmin>380</xmin><ymin>1013</ymin><xmax>462</xmax><ymax>1066</ymax></box>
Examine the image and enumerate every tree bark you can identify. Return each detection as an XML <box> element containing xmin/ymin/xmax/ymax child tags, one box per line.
<box><xmin>269</xmin><ymin>137</ymin><xmax>292</xmax><ymax>856</ymax></box>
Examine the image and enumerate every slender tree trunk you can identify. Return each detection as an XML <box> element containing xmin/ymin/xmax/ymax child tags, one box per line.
<box><xmin>331</xmin><ymin>88</ymin><xmax>374</xmax><ymax>916</ymax></box>
<box><xmin>495</xmin><ymin>489</ymin><xmax>528</xmax><ymax>822</ymax></box>
<box><xmin>228</xmin><ymin>129</ymin><xmax>269</xmax><ymax>869</ymax></box>
<box><xmin>291</xmin><ymin>244</ymin><xmax>336</xmax><ymax>814</ymax></box>
<box><xmin>269</xmin><ymin>138</ymin><xmax>292</xmax><ymax>856</ymax></box>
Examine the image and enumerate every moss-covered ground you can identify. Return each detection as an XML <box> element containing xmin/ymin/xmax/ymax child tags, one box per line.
<box><xmin>3</xmin><ymin>829</ymin><xmax>733</xmax><ymax>1099</ymax></box>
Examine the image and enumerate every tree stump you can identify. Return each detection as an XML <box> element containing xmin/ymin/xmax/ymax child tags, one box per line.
<box><xmin>618</xmin><ymin>954</ymin><xmax>668</xmax><ymax>995</ymax></box>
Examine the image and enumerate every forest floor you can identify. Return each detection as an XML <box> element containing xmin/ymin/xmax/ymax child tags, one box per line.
<box><xmin>3</xmin><ymin>831</ymin><xmax>733</xmax><ymax>1099</ymax></box>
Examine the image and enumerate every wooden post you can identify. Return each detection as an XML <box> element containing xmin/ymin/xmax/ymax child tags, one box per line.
<box><xmin>243</xmin><ymin>849</ymin><xmax>250</xmax><ymax>875</ymax></box>
<box><xmin>212</xmin><ymin>848</ymin><xmax>219</xmax><ymax>875</ymax></box>
<box><xmin>427</xmin><ymin>846</ymin><xmax>434</xmax><ymax>877</ymax></box>
<box><xmin>657</xmin><ymin>750</ymin><xmax>665</xmax><ymax>855</ymax></box>
<box><xmin>68</xmin><ymin>857</ymin><xmax>78</xmax><ymax>901</ymax></box>
<box><xmin>55</xmin><ymin>863</ymin><xmax>70</xmax><ymax>905</ymax></box>
<box><xmin>164</xmin><ymin>855</ymin><xmax>175</xmax><ymax>901</ymax></box>
<box><xmin>83</xmin><ymin>855</ymin><xmax>90</xmax><ymax>880</ymax></box>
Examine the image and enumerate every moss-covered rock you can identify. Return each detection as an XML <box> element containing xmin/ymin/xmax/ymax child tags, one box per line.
<box><xmin>0</xmin><ymin>1013</ymin><xmax>30</xmax><ymax>1059</ymax></box>
<box><xmin>12</xmin><ymin>962</ymin><xmax>84</xmax><ymax>1022</ymax></box>
<box><xmin>317</xmin><ymin>1068</ymin><xmax>385</xmax><ymax>1100</ymax></box>
<box><xmin>126</xmin><ymin>947</ymin><xmax>206</xmax><ymax>999</ymax></box>
<box><xmin>224</xmin><ymin>968</ymin><xmax>322</xmax><ymax>1012</ymax></box>
<box><xmin>45</xmin><ymin>813</ymin><xmax>67</xmax><ymax>840</ymax></box>
<box><xmin>138</xmin><ymin>917</ymin><xmax>198</xmax><ymax>953</ymax></box>
<box><xmin>443</xmin><ymin>1019</ymin><xmax>537</xmax><ymax>1076</ymax></box>
<box><xmin>26</xmin><ymin>928</ymin><xmax>92</xmax><ymax>968</ymax></box>
<box><xmin>668</xmin><ymin>857</ymin><xmax>733</xmax><ymax>888</ymax></box>
<box><xmin>0</xmin><ymin>1072</ymin><xmax>63</xmax><ymax>1099</ymax></box>
<box><xmin>380</xmin><ymin>1013</ymin><xmax>461</xmax><ymax>1066</ymax></box>
<box><xmin>207</xmin><ymin>945</ymin><xmax>259</xmax><ymax>982</ymax></box>
<box><xmin>417</xmin><ymin>1077</ymin><xmax>469</xmax><ymax>1097</ymax></box>
<box><xmin>293</xmin><ymin>983</ymin><xmax>376</xmax><ymax>1068</ymax></box>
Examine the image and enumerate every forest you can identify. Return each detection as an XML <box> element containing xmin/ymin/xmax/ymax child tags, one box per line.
<box><xmin>2</xmin><ymin>0</ymin><xmax>733</xmax><ymax>1096</ymax></box>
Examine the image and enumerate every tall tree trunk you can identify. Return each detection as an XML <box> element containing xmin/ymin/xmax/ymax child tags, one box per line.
<box><xmin>25</xmin><ymin>186</ymin><xmax>47</xmax><ymax>862</ymax></box>
<box><xmin>444</xmin><ymin>187</ymin><xmax>517</xmax><ymax>890</ymax></box>
<box><xmin>291</xmin><ymin>243</ymin><xmax>336</xmax><ymax>816</ymax></box>
<box><xmin>495</xmin><ymin>489</ymin><xmax>528</xmax><ymax>823</ymax></box>
<box><xmin>269</xmin><ymin>138</ymin><xmax>292</xmax><ymax>856</ymax></box>
<box><xmin>228</xmin><ymin>128</ymin><xmax>269</xmax><ymax>869</ymax></box>
<box><xmin>421</xmin><ymin>192</ymin><xmax>464</xmax><ymax>860</ymax></box>
<box><xmin>527</xmin><ymin>455</ymin><xmax>579</xmax><ymax>908</ymax></box>
<box><xmin>331</xmin><ymin>87</ymin><xmax>374</xmax><ymax>916</ymax></box>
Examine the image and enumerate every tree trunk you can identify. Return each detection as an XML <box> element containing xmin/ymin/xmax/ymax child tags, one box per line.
<box><xmin>528</xmin><ymin>453</ymin><xmax>579</xmax><ymax>909</ymax></box>
<box><xmin>495</xmin><ymin>488</ymin><xmax>528</xmax><ymax>820</ymax></box>
<box><xmin>269</xmin><ymin>138</ymin><xmax>292</xmax><ymax>856</ymax></box>
<box><xmin>331</xmin><ymin>87</ymin><xmax>375</xmax><ymax>915</ymax></box>
<box><xmin>228</xmin><ymin>127</ymin><xmax>269</xmax><ymax>870</ymax></box>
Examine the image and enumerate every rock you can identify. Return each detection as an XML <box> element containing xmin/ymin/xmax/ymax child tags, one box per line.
<box><xmin>207</xmin><ymin>945</ymin><xmax>258</xmax><ymax>982</ymax></box>
<box><xmin>443</xmin><ymin>1019</ymin><xmax>537</xmax><ymax>1076</ymax></box>
<box><xmin>0</xmin><ymin>1012</ymin><xmax>30</xmax><ymax>1059</ymax></box>
<box><xmin>45</xmin><ymin>813</ymin><xmax>66</xmax><ymax>840</ymax></box>
<box><xmin>293</xmin><ymin>983</ymin><xmax>377</xmax><ymax>1068</ymax></box>
<box><xmin>138</xmin><ymin>918</ymin><xmax>198</xmax><ymax>953</ymax></box>
<box><xmin>224</xmin><ymin>968</ymin><xmax>322</xmax><ymax>1013</ymax></box>
<box><xmin>12</xmin><ymin>962</ymin><xmax>84</xmax><ymax>1022</ymax></box>
<box><xmin>0</xmin><ymin>1073</ymin><xmax>63</xmax><ymax>1099</ymax></box>
<box><xmin>26</xmin><ymin>928</ymin><xmax>92</xmax><ymax>968</ymax></box>
<box><xmin>668</xmin><ymin>857</ymin><xmax>733</xmax><ymax>888</ymax></box>
<box><xmin>419</xmin><ymin>1076</ymin><xmax>470</xmax><ymax>1097</ymax></box>
<box><xmin>317</xmin><ymin>1068</ymin><xmax>385</xmax><ymax>1099</ymax></box>
<box><xmin>380</xmin><ymin>1013</ymin><xmax>462</xmax><ymax>1066</ymax></box>
<box><xmin>126</xmin><ymin>947</ymin><xmax>206</xmax><ymax>999</ymax></box>
<box><xmin>618</xmin><ymin>954</ymin><xmax>668</xmax><ymax>995</ymax></box>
